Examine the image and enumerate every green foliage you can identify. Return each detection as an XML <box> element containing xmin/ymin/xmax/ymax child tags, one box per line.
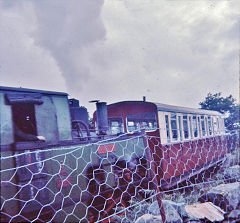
<box><xmin>199</xmin><ymin>93</ymin><xmax>239</xmax><ymax>130</ymax></box>
<box><xmin>199</xmin><ymin>93</ymin><xmax>236</xmax><ymax>114</ymax></box>
<box><xmin>225</xmin><ymin>105</ymin><xmax>240</xmax><ymax>130</ymax></box>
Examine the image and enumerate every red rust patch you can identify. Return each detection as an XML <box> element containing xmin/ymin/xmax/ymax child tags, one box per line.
<box><xmin>98</xmin><ymin>144</ymin><xmax>116</xmax><ymax>154</ymax></box>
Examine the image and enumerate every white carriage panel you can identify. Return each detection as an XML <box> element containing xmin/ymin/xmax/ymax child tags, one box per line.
<box><xmin>204</xmin><ymin>116</ymin><xmax>208</xmax><ymax>137</ymax></box>
<box><xmin>216</xmin><ymin>116</ymin><xmax>221</xmax><ymax>135</ymax></box>
<box><xmin>212</xmin><ymin>116</ymin><xmax>218</xmax><ymax>135</ymax></box>
<box><xmin>176</xmin><ymin>113</ymin><xmax>183</xmax><ymax>142</ymax></box>
<box><xmin>158</xmin><ymin>111</ymin><xmax>169</xmax><ymax>144</ymax></box>
<box><xmin>188</xmin><ymin>115</ymin><xmax>193</xmax><ymax>139</ymax></box>
<box><xmin>219</xmin><ymin>117</ymin><xmax>225</xmax><ymax>134</ymax></box>
<box><xmin>197</xmin><ymin>115</ymin><xmax>201</xmax><ymax>138</ymax></box>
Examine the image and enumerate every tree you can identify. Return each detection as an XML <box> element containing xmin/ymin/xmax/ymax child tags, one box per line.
<box><xmin>224</xmin><ymin>104</ymin><xmax>240</xmax><ymax>130</ymax></box>
<box><xmin>199</xmin><ymin>93</ymin><xmax>239</xmax><ymax>131</ymax></box>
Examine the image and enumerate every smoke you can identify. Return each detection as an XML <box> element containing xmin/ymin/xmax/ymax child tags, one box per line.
<box><xmin>1</xmin><ymin>0</ymin><xmax>238</xmax><ymax>115</ymax></box>
<box><xmin>31</xmin><ymin>0</ymin><xmax>106</xmax><ymax>95</ymax></box>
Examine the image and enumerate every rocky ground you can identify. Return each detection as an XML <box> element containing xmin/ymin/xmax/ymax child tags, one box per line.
<box><xmin>112</xmin><ymin>149</ymin><xmax>240</xmax><ymax>223</ymax></box>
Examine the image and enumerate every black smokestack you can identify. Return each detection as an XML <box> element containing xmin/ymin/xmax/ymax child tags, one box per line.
<box><xmin>96</xmin><ymin>102</ymin><xmax>108</xmax><ymax>135</ymax></box>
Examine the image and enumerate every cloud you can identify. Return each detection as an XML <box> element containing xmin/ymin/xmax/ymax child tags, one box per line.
<box><xmin>0</xmin><ymin>0</ymin><xmax>67</xmax><ymax>92</ymax></box>
<box><xmin>0</xmin><ymin>0</ymin><xmax>239</xmax><ymax>116</ymax></box>
<box><xmin>92</xmin><ymin>0</ymin><xmax>239</xmax><ymax>108</ymax></box>
<box><xmin>31</xmin><ymin>0</ymin><xmax>106</xmax><ymax>95</ymax></box>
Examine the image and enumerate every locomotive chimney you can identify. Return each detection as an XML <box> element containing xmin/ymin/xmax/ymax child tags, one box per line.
<box><xmin>143</xmin><ymin>96</ymin><xmax>146</xmax><ymax>102</ymax></box>
<box><xmin>89</xmin><ymin>100</ymin><xmax>108</xmax><ymax>135</ymax></box>
<box><xmin>96</xmin><ymin>102</ymin><xmax>108</xmax><ymax>135</ymax></box>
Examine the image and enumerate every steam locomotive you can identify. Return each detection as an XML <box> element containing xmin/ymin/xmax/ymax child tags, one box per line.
<box><xmin>0</xmin><ymin>86</ymin><xmax>230</xmax><ymax>222</ymax></box>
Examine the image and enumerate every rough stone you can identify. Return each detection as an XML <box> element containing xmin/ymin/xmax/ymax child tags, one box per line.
<box><xmin>135</xmin><ymin>213</ymin><xmax>162</xmax><ymax>223</ymax></box>
<box><xmin>162</xmin><ymin>200</ymin><xmax>188</xmax><ymax>219</ymax></box>
<box><xmin>185</xmin><ymin>221</ymin><xmax>202</xmax><ymax>223</ymax></box>
<box><xmin>223</xmin><ymin>165</ymin><xmax>240</xmax><ymax>179</ymax></box>
<box><xmin>227</xmin><ymin>209</ymin><xmax>240</xmax><ymax>220</ymax></box>
<box><xmin>185</xmin><ymin>202</ymin><xmax>225</xmax><ymax>222</ymax></box>
<box><xmin>198</xmin><ymin>182</ymin><xmax>240</xmax><ymax>211</ymax></box>
<box><xmin>221</xmin><ymin>153</ymin><xmax>237</xmax><ymax>168</ymax></box>
<box><xmin>147</xmin><ymin>200</ymin><xmax>161</xmax><ymax>215</ymax></box>
<box><xmin>148</xmin><ymin>200</ymin><xmax>183</xmax><ymax>223</ymax></box>
<box><xmin>198</xmin><ymin>193</ymin><xmax>232</xmax><ymax>212</ymax></box>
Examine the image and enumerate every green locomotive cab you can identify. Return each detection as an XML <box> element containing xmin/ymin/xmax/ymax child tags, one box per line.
<box><xmin>0</xmin><ymin>86</ymin><xmax>149</xmax><ymax>222</ymax></box>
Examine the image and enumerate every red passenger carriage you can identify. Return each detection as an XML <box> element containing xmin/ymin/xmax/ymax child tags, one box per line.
<box><xmin>93</xmin><ymin>100</ymin><xmax>228</xmax><ymax>190</ymax></box>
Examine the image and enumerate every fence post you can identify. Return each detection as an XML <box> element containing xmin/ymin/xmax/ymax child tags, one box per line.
<box><xmin>142</xmin><ymin>130</ymin><xmax>166</xmax><ymax>222</ymax></box>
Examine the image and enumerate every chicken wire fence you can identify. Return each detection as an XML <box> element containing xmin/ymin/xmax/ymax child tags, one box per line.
<box><xmin>0</xmin><ymin>131</ymin><xmax>239</xmax><ymax>223</ymax></box>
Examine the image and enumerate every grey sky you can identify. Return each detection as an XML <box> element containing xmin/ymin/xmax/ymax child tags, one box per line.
<box><xmin>0</xmin><ymin>0</ymin><xmax>239</xmax><ymax>116</ymax></box>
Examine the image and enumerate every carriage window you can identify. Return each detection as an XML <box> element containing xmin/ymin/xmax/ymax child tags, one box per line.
<box><xmin>127</xmin><ymin>121</ymin><xmax>135</xmax><ymax>132</ymax></box>
<box><xmin>149</xmin><ymin>122</ymin><xmax>153</xmax><ymax>129</ymax></box>
<box><xmin>165</xmin><ymin>115</ymin><xmax>170</xmax><ymax>142</ymax></box>
<box><xmin>127</xmin><ymin>112</ymin><xmax>157</xmax><ymax>132</ymax></box>
<box><xmin>183</xmin><ymin>115</ymin><xmax>189</xmax><ymax>139</ymax></box>
<box><xmin>201</xmin><ymin>116</ymin><xmax>206</xmax><ymax>136</ymax></box>
<box><xmin>171</xmin><ymin>114</ymin><xmax>178</xmax><ymax>141</ymax></box>
<box><xmin>208</xmin><ymin>117</ymin><xmax>212</xmax><ymax>135</ymax></box>
<box><xmin>136</xmin><ymin>122</ymin><xmax>141</xmax><ymax>131</ymax></box>
<box><xmin>153</xmin><ymin>121</ymin><xmax>157</xmax><ymax>129</ymax></box>
<box><xmin>142</xmin><ymin>122</ymin><xmax>148</xmax><ymax>128</ymax></box>
<box><xmin>110</xmin><ymin>121</ymin><xmax>120</xmax><ymax>134</ymax></box>
<box><xmin>193</xmin><ymin>116</ymin><xmax>198</xmax><ymax>137</ymax></box>
<box><xmin>109</xmin><ymin>118</ymin><xmax>124</xmax><ymax>135</ymax></box>
<box><xmin>178</xmin><ymin>116</ymin><xmax>183</xmax><ymax>141</ymax></box>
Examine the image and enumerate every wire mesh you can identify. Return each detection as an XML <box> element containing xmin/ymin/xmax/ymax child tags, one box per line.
<box><xmin>0</xmin><ymin>130</ymin><xmax>239</xmax><ymax>222</ymax></box>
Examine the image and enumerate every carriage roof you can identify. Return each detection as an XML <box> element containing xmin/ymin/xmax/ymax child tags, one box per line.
<box><xmin>154</xmin><ymin>102</ymin><xmax>221</xmax><ymax>116</ymax></box>
<box><xmin>107</xmin><ymin>101</ymin><xmax>222</xmax><ymax>116</ymax></box>
<box><xmin>0</xmin><ymin>86</ymin><xmax>68</xmax><ymax>96</ymax></box>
